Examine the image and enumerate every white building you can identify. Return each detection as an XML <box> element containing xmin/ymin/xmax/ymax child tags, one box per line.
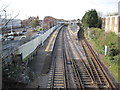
<box><xmin>104</xmin><ymin>15</ymin><xmax>120</xmax><ymax>35</ymax></box>
<box><xmin>0</xmin><ymin>19</ymin><xmax>21</xmax><ymax>29</ymax></box>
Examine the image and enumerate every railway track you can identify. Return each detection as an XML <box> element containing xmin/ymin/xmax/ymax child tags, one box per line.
<box><xmin>63</xmin><ymin>27</ymin><xmax>82</xmax><ymax>88</ymax></box>
<box><xmin>80</xmin><ymin>39</ymin><xmax>116</xmax><ymax>89</ymax></box>
<box><xmin>47</xmin><ymin>25</ymin><xmax>116</xmax><ymax>89</ymax></box>
<box><xmin>66</xmin><ymin>27</ymin><xmax>97</xmax><ymax>88</ymax></box>
<box><xmin>68</xmin><ymin>25</ymin><xmax>115</xmax><ymax>89</ymax></box>
<box><xmin>47</xmin><ymin>26</ymin><xmax>66</xmax><ymax>88</ymax></box>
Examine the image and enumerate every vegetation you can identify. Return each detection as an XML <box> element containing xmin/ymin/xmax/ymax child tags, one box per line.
<box><xmin>81</xmin><ymin>9</ymin><xmax>102</xmax><ymax>29</ymax></box>
<box><xmin>81</xmin><ymin>9</ymin><xmax>98</xmax><ymax>28</ymax></box>
<box><xmin>84</xmin><ymin>28</ymin><xmax>119</xmax><ymax>81</ymax></box>
<box><xmin>30</xmin><ymin>19</ymin><xmax>39</xmax><ymax>28</ymax></box>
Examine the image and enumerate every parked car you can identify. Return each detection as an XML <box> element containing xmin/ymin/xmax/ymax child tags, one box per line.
<box><xmin>7</xmin><ymin>32</ymin><xmax>14</xmax><ymax>36</ymax></box>
<box><xmin>14</xmin><ymin>32</ymin><xmax>20</xmax><ymax>36</ymax></box>
<box><xmin>19</xmin><ymin>36</ymin><xmax>26</xmax><ymax>40</ymax></box>
<box><xmin>19</xmin><ymin>32</ymin><xmax>25</xmax><ymax>35</ymax></box>
<box><xmin>7</xmin><ymin>36</ymin><xmax>14</xmax><ymax>40</ymax></box>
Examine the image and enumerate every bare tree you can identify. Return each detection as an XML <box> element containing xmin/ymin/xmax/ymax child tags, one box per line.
<box><xmin>0</xmin><ymin>0</ymin><xmax>20</xmax><ymax>34</ymax></box>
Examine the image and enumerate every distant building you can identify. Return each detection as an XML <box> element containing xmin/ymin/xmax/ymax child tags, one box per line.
<box><xmin>118</xmin><ymin>1</ymin><xmax>120</xmax><ymax>15</ymax></box>
<box><xmin>104</xmin><ymin>15</ymin><xmax>120</xmax><ymax>35</ymax></box>
<box><xmin>8</xmin><ymin>19</ymin><xmax>21</xmax><ymax>28</ymax></box>
<box><xmin>43</xmin><ymin>16</ymin><xmax>57</xmax><ymax>30</ymax></box>
<box><xmin>0</xmin><ymin>18</ymin><xmax>21</xmax><ymax>29</ymax></box>
<box><xmin>21</xmin><ymin>16</ymin><xmax>39</xmax><ymax>27</ymax></box>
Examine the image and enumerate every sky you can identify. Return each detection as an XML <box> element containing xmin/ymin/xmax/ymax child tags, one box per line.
<box><xmin>0</xmin><ymin>0</ymin><xmax>120</xmax><ymax>20</ymax></box>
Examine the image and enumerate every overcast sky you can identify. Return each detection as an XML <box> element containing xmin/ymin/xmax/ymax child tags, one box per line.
<box><xmin>0</xmin><ymin>0</ymin><xmax>119</xmax><ymax>20</ymax></box>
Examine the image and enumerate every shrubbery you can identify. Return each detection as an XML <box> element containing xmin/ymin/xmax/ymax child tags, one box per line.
<box><xmin>84</xmin><ymin>28</ymin><xmax>119</xmax><ymax>62</ymax></box>
<box><xmin>81</xmin><ymin>9</ymin><xmax>102</xmax><ymax>28</ymax></box>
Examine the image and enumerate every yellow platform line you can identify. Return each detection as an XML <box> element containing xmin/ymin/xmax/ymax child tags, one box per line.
<box><xmin>45</xmin><ymin>31</ymin><xmax>57</xmax><ymax>52</ymax></box>
<box><xmin>68</xmin><ymin>26</ymin><xmax>74</xmax><ymax>35</ymax></box>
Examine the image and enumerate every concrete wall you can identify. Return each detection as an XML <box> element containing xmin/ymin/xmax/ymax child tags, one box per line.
<box><xmin>104</xmin><ymin>16</ymin><xmax>120</xmax><ymax>34</ymax></box>
<box><xmin>17</xmin><ymin>24</ymin><xmax>61</xmax><ymax>60</ymax></box>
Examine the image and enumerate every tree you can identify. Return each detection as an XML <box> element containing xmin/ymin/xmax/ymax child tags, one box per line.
<box><xmin>30</xmin><ymin>19</ymin><xmax>39</xmax><ymax>28</ymax></box>
<box><xmin>81</xmin><ymin>9</ymin><xmax>98</xmax><ymax>28</ymax></box>
<box><xmin>96</xmin><ymin>17</ymin><xmax>102</xmax><ymax>28</ymax></box>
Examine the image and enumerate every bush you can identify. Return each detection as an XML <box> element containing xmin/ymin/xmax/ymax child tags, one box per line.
<box><xmin>109</xmin><ymin>49</ymin><xmax>119</xmax><ymax>57</ymax></box>
<box><xmin>86</xmin><ymin>27</ymin><xmax>118</xmax><ymax>59</ymax></box>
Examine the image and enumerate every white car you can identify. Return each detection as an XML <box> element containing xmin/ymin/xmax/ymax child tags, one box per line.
<box><xmin>19</xmin><ymin>36</ymin><xmax>26</xmax><ymax>40</ymax></box>
<box><xmin>7</xmin><ymin>36</ymin><xmax>14</xmax><ymax>40</ymax></box>
<box><xmin>7</xmin><ymin>32</ymin><xmax>14</xmax><ymax>36</ymax></box>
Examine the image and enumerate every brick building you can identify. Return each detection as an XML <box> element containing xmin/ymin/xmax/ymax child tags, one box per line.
<box><xmin>43</xmin><ymin>16</ymin><xmax>57</xmax><ymax>30</ymax></box>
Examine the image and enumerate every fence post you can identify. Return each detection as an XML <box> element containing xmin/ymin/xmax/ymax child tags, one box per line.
<box><xmin>105</xmin><ymin>45</ymin><xmax>109</xmax><ymax>56</ymax></box>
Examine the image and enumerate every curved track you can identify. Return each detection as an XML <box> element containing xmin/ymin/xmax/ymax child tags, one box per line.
<box><xmin>47</xmin><ymin>25</ymin><xmax>116</xmax><ymax>89</ymax></box>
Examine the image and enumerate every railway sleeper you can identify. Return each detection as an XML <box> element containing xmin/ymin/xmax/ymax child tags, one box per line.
<box><xmin>81</xmin><ymin>80</ymin><xmax>92</xmax><ymax>83</ymax></box>
<box><xmin>55</xmin><ymin>72</ymin><xmax>64</xmax><ymax>74</ymax></box>
<box><xmin>55</xmin><ymin>68</ymin><xmax>64</xmax><ymax>70</ymax></box>
<box><xmin>54</xmin><ymin>83</ymin><xmax>64</xmax><ymax>86</ymax></box>
<box><xmin>81</xmin><ymin>78</ymin><xmax>91</xmax><ymax>82</ymax></box>
<box><xmin>84</xmin><ymin>86</ymin><xmax>96</xmax><ymax>88</ymax></box>
<box><xmin>98</xmin><ymin>85</ymin><xmax>108</xmax><ymax>88</ymax></box>
<box><xmin>83</xmin><ymin>83</ymin><xmax>93</xmax><ymax>86</ymax></box>
<box><xmin>99</xmin><ymin>77</ymin><xmax>106</xmax><ymax>81</ymax></box>
<box><xmin>53</xmin><ymin>86</ymin><xmax>64</xmax><ymax>88</ymax></box>
<box><xmin>82</xmin><ymin>81</ymin><xmax>93</xmax><ymax>84</ymax></box>
<box><xmin>54</xmin><ymin>77</ymin><xmax>64</xmax><ymax>80</ymax></box>
<box><xmin>54</xmin><ymin>75</ymin><xmax>64</xmax><ymax>77</ymax></box>
<box><xmin>98</xmin><ymin>83</ymin><xmax>107</xmax><ymax>86</ymax></box>
<box><xmin>80</xmin><ymin>73</ymin><xmax>89</xmax><ymax>77</ymax></box>
<box><xmin>55</xmin><ymin>73</ymin><xmax>64</xmax><ymax>75</ymax></box>
<box><xmin>80</xmin><ymin>76</ymin><xmax>90</xmax><ymax>78</ymax></box>
<box><xmin>54</xmin><ymin>81</ymin><xmax>64</xmax><ymax>84</ymax></box>
<box><xmin>83</xmin><ymin>82</ymin><xmax>93</xmax><ymax>85</ymax></box>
